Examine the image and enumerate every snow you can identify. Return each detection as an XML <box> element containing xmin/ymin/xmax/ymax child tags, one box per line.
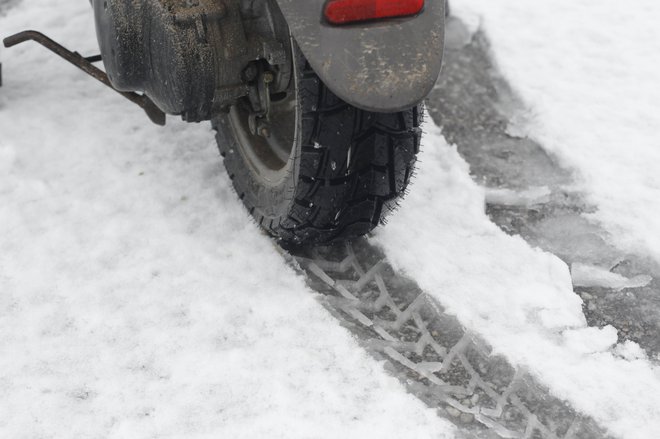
<box><xmin>562</xmin><ymin>326</ymin><xmax>618</xmax><ymax>355</ymax></box>
<box><xmin>374</xmin><ymin>122</ymin><xmax>660</xmax><ymax>438</ymax></box>
<box><xmin>613</xmin><ymin>341</ymin><xmax>648</xmax><ymax>362</ymax></box>
<box><xmin>0</xmin><ymin>2</ymin><xmax>456</xmax><ymax>438</ymax></box>
<box><xmin>4</xmin><ymin>0</ymin><xmax>660</xmax><ymax>437</ymax></box>
<box><xmin>451</xmin><ymin>0</ymin><xmax>660</xmax><ymax>263</ymax></box>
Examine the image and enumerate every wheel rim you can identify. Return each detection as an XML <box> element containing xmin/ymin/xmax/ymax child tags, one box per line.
<box><xmin>227</xmin><ymin>83</ymin><xmax>298</xmax><ymax>186</ymax></box>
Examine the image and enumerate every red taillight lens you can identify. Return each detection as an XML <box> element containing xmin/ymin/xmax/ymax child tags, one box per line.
<box><xmin>324</xmin><ymin>0</ymin><xmax>425</xmax><ymax>25</ymax></box>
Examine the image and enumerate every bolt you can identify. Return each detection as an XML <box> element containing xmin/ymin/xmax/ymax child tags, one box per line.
<box><xmin>259</xmin><ymin>127</ymin><xmax>271</xmax><ymax>138</ymax></box>
<box><xmin>262</xmin><ymin>71</ymin><xmax>275</xmax><ymax>84</ymax></box>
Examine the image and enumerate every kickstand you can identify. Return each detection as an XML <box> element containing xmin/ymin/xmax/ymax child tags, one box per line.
<box><xmin>3</xmin><ymin>30</ymin><xmax>166</xmax><ymax>126</ymax></box>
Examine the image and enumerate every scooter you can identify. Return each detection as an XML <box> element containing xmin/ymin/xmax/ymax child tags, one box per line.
<box><xmin>3</xmin><ymin>0</ymin><xmax>445</xmax><ymax>245</ymax></box>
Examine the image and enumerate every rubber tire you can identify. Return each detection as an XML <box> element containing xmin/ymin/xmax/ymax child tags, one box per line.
<box><xmin>212</xmin><ymin>48</ymin><xmax>423</xmax><ymax>246</ymax></box>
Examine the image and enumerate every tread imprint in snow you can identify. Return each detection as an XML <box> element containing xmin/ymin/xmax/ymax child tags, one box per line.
<box><xmin>289</xmin><ymin>240</ymin><xmax>613</xmax><ymax>439</ymax></box>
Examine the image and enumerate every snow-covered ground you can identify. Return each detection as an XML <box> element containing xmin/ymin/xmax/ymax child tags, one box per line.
<box><xmin>3</xmin><ymin>0</ymin><xmax>660</xmax><ymax>438</ymax></box>
<box><xmin>0</xmin><ymin>2</ymin><xmax>455</xmax><ymax>438</ymax></box>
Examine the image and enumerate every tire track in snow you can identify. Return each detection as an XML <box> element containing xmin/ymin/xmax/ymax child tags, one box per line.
<box><xmin>282</xmin><ymin>241</ymin><xmax>611</xmax><ymax>439</ymax></box>
<box><xmin>425</xmin><ymin>17</ymin><xmax>660</xmax><ymax>362</ymax></box>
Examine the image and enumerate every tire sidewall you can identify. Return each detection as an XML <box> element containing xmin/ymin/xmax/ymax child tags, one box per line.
<box><xmin>213</xmin><ymin>39</ymin><xmax>305</xmax><ymax>223</ymax></box>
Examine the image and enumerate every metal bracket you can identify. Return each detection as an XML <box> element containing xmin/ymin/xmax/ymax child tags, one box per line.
<box><xmin>247</xmin><ymin>68</ymin><xmax>275</xmax><ymax>138</ymax></box>
<box><xmin>2</xmin><ymin>30</ymin><xmax>166</xmax><ymax>126</ymax></box>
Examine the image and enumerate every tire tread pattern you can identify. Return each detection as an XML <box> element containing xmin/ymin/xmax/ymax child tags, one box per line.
<box><xmin>215</xmin><ymin>60</ymin><xmax>422</xmax><ymax>245</ymax></box>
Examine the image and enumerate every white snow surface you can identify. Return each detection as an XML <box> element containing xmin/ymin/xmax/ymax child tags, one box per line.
<box><xmin>613</xmin><ymin>341</ymin><xmax>648</xmax><ymax>362</ymax></box>
<box><xmin>0</xmin><ymin>2</ymin><xmax>456</xmax><ymax>438</ymax></box>
<box><xmin>451</xmin><ymin>0</ymin><xmax>660</xmax><ymax>262</ymax></box>
<box><xmin>374</xmin><ymin>122</ymin><xmax>660</xmax><ymax>438</ymax></box>
<box><xmin>4</xmin><ymin>1</ymin><xmax>660</xmax><ymax>438</ymax></box>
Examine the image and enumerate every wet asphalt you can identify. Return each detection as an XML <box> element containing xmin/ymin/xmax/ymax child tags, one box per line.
<box><xmin>426</xmin><ymin>17</ymin><xmax>660</xmax><ymax>362</ymax></box>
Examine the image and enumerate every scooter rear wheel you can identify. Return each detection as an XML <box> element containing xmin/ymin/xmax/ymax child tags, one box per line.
<box><xmin>212</xmin><ymin>44</ymin><xmax>423</xmax><ymax>245</ymax></box>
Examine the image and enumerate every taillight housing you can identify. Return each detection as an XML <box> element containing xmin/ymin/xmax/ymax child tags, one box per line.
<box><xmin>324</xmin><ymin>0</ymin><xmax>425</xmax><ymax>25</ymax></box>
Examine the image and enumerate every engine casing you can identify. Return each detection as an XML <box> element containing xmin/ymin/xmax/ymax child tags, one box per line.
<box><xmin>92</xmin><ymin>0</ymin><xmax>288</xmax><ymax>121</ymax></box>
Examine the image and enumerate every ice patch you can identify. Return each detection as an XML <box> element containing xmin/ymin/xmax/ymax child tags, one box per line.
<box><xmin>571</xmin><ymin>262</ymin><xmax>652</xmax><ymax>291</ymax></box>
<box><xmin>484</xmin><ymin>186</ymin><xmax>551</xmax><ymax>207</ymax></box>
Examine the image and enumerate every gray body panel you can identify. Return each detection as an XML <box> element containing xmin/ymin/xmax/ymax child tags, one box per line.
<box><xmin>274</xmin><ymin>0</ymin><xmax>445</xmax><ymax>112</ymax></box>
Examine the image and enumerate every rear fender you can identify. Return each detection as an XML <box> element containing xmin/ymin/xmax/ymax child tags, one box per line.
<box><xmin>274</xmin><ymin>0</ymin><xmax>445</xmax><ymax>112</ymax></box>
